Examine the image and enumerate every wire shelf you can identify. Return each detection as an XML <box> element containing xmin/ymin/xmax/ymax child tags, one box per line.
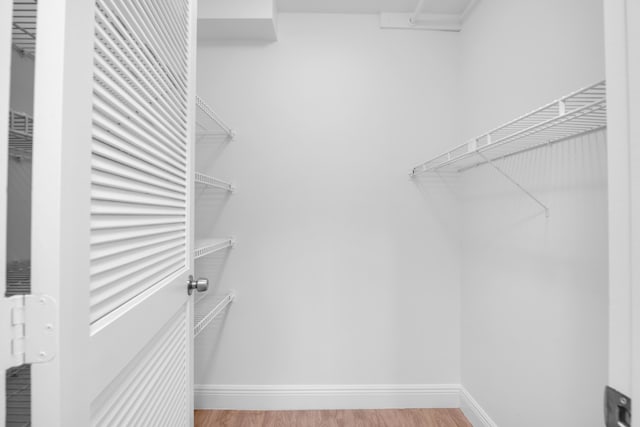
<box><xmin>6</xmin><ymin>260</ymin><xmax>30</xmax><ymax>297</ymax></box>
<box><xmin>6</xmin><ymin>261</ymin><xmax>31</xmax><ymax>426</ymax></box>
<box><xmin>195</xmin><ymin>172</ymin><xmax>235</xmax><ymax>192</ymax></box>
<box><xmin>411</xmin><ymin>81</ymin><xmax>607</xmax><ymax>175</ymax></box>
<box><xmin>6</xmin><ymin>364</ymin><xmax>31</xmax><ymax>427</ymax></box>
<box><xmin>8</xmin><ymin>111</ymin><xmax>33</xmax><ymax>160</ymax></box>
<box><xmin>196</xmin><ymin>95</ymin><xmax>235</xmax><ymax>140</ymax></box>
<box><xmin>194</xmin><ymin>238</ymin><xmax>235</xmax><ymax>260</ymax></box>
<box><xmin>12</xmin><ymin>0</ymin><xmax>37</xmax><ymax>59</ymax></box>
<box><xmin>194</xmin><ymin>293</ymin><xmax>235</xmax><ymax>337</ymax></box>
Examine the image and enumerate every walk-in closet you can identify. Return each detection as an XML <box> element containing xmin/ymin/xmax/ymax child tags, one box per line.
<box><xmin>1</xmin><ymin>0</ymin><xmax>638</xmax><ymax>426</ymax></box>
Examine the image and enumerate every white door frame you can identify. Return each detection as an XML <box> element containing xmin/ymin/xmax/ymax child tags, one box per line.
<box><xmin>604</xmin><ymin>0</ymin><xmax>640</xmax><ymax>413</ymax></box>
<box><xmin>30</xmin><ymin>0</ymin><xmax>95</xmax><ymax>425</ymax></box>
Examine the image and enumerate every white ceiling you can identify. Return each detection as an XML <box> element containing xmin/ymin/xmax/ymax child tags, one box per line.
<box><xmin>276</xmin><ymin>0</ymin><xmax>472</xmax><ymax>15</ymax></box>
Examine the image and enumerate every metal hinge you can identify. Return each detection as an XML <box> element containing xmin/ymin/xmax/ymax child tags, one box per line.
<box><xmin>1</xmin><ymin>294</ymin><xmax>57</xmax><ymax>370</ymax></box>
<box><xmin>605</xmin><ymin>386</ymin><xmax>631</xmax><ymax>427</ymax></box>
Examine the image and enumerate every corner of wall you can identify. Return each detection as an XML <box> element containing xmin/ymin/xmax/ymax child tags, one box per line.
<box><xmin>459</xmin><ymin>386</ymin><xmax>498</xmax><ymax>427</ymax></box>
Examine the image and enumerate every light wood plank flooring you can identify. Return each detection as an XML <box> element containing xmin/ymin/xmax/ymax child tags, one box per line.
<box><xmin>195</xmin><ymin>409</ymin><xmax>472</xmax><ymax>426</ymax></box>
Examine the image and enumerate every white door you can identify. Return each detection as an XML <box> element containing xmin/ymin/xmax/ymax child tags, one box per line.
<box><xmin>604</xmin><ymin>0</ymin><xmax>639</xmax><ymax>424</ymax></box>
<box><xmin>29</xmin><ymin>0</ymin><xmax>198</xmax><ymax>425</ymax></box>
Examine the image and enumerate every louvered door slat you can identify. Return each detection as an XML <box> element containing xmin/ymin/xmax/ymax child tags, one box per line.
<box><xmin>92</xmin><ymin>232</ymin><xmax>185</xmax><ymax>263</ymax></box>
<box><xmin>102</xmin><ymin>325</ymin><xmax>182</xmax><ymax>426</ymax></box>
<box><xmin>93</xmin><ymin>40</ymin><xmax>186</xmax><ymax>134</ymax></box>
<box><xmin>91</xmin><ymin>215</ymin><xmax>185</xmax><ymax>230</ymax></box>
<box><xmin>93</xmin><ymin>16</ymin><xmax>186</xmax><ymax>133</ymax></box>
<box><xmin>90</xmin><ymin>312</ymin><xmax>188</xmax><ymax>427</ymax></box>
<box><xmin>93</xmin><ymin>94</ymin><xmax>186</xmax><ymax>164</ymax></box>
<box><xmin>92</xmin><ymin>186</ymin><xmax>185</xmax><ymax>208</ymax></box>
<box><xmin>92</xmin><ymin>200</ymin><xmax>184</xmax><ymax>216</ymax></box>
<box><xmin>95</xmin><ymin>0</ymin><xmax>187</xmax><ymax>114</ymax></box>
<box><xmin>92</xmin><ymin>137</ymin><xmax>185</xmax><ymax>187</ymax></box>
<box><xmin>93</xmin><ymin>84</ymin><xmax>186</xmax><ymax>161</ymax></box>
<box><xmin>111</xmin><ymin>0</ymin><xmax>188</xmax><ymax>99</ymax></box>
<box><xmin>92</xmin><ymin>170</ymin><xmax>185</xmax><ymax>202</ymax></box>
<box><xmin>113</xmin><ymin>0</ymin><xmax>188</xmax><ymax>84</ymax></box>
<box><xmin>90</xmin><ymin>245</ymin><xmax>184</xmax><ymax>292</ymax></box>
<box><xmin>93</xmin><ymin>62</ymin><xmax>185</xmax><ymax>144</ymax></box>
<box><xmin>91</xmin><ymin>223</ymin><xmax>186</xmax><ymax>244</ymax></box>
<box><xmin>93</xmin><ymin>156</ymin><xmax>185</xmax><ymax>194</ymax></box>
<box><xmin>90</xmin><ymin>257</ymin><xmax>184</xmax><ymax>322</ymax></box>
<box><xmin>152</xmin><ymin>0</ymin><xmax>189</xmax><ymax>47</ymax></box>
<box><xmin>95</xmin><ymin>0</ymin><xmax>187</xmax><ymax>116</ymax></box>
<box><xmin>91</xmin><ymin>0</ymin><xmax>190</xmax><ymax>324</ymax></box>
<box><xmin>91</xmin><ymin>237</ymin><xmax>185</xmax><ymax>276</ymax></box>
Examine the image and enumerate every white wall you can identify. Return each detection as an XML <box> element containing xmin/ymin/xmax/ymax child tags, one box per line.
<box><xmin>458</xmin><ymin>1</ymin><xmax>608</xmax><ymax>426</ymax></box>
<box><xmin>199</xmin><ymin>0</ymin><xmax>273</xmax><ymax>19</ymax></box>
<box><xmin>194</xmin><ymin>13</ymin><xmax>463</xmax><ymax>400</ymax></box>
<box><xmin>194</xmin><ymin>3</ymin><xmax>610</xmax><ymax>419</ymax></box>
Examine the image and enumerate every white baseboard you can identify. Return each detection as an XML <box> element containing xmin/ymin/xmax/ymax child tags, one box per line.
<box><xmin>194</xmin><ymin>384</ymin><xmax>461</xmax><ymax>411</ymax></box>
<box><xmin>459</xmin><ymin>387</ymin><xmax>498</xmax><ymax>427</ymax></box>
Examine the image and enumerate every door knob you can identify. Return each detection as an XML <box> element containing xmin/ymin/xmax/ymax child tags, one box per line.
<box><xmin>187</xmin><ymin>275</ymin><xmax>209</xmax><ymax>295</ymax></box>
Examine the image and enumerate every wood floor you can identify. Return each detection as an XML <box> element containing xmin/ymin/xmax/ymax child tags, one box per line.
<box><xmin>195</xmin><ymin>409</ymin><xmax>472</xmax><ymax>427</ymax></box>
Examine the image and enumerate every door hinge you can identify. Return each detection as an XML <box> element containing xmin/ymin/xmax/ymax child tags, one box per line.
<box><xmin>1</xmin><ymin>294</ymin><xmax>57</xmax><ymax>370</ymax></box>
<box><xmin>605</xmin><ymin>386</ymin><xmax>631</xmax><ymax>427</ymax></box>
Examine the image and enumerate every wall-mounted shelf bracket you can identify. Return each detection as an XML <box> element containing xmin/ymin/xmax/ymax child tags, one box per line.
<box><xmin>476</xmin><ymin>151</ymin><xmax>550</xmax><ymax>218</ymax></box>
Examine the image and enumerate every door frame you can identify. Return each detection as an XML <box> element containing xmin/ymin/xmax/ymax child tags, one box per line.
<box><xmin>30</xmin><ymin>0</ymin><xmax>95</xmax><ymax>425</ymax></box>
<box><xmin>604</xmin><ymin>0</ymin><xmax>640</xmax><ymax>411</ymax></box>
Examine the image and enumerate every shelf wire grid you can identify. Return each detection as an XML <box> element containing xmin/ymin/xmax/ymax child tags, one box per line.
<box><xmin>5</xmin><ymin>260</ymin><xmax>31</xmax><ymax>427</ymax></box>
<box><xmin>412</xmin><ymin>81</ymin><xmax>607</xmax><ymax>175</ymax></box>
<box><xmin>8</xmin><ymin>111</ymin><xmax>33</xmax><ymax>160</ymax></box>
<box><xmin>12</xmin><ymin>0</ymin><xmax>37</xmax><ymax>59</ymax></box>
<box><xmin>194</xmin><ymin>293</ymin><xmax>235</xmax><ymax>337</ymax></box>
<box><xmin>194</xmin><ymin>238</ymin><xmax>235</xmax><ymax>260</ymax></box>
<box><xmin>196</xmin><ymin>95</ymin><xmax>235</xmax><ymax>139</ymax></box>
<box><xmin>195</xmin><ymin>172</ymin><xmax>235</xmax><ymax>192</ymax></box>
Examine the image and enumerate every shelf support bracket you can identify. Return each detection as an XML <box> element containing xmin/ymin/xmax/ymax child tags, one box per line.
<box><xmin>476</xmin><ymin>151</ymin><xmax>550</xmax><ymax>218</ymax></box>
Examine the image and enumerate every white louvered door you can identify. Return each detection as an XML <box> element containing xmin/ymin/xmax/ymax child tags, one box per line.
<box><xmin>30</xmin><ymin>0</ymin><xmax>198</xmax><ymax>426</ymax></box>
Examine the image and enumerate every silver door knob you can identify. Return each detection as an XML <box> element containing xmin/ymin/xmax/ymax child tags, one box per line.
<box><xmin>187</xmin><ymin>275</ymin><xmax>209</xmax><ymax>295</ymax></box>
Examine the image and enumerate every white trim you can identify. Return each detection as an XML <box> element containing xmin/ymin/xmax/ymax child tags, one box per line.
<box><xmin>194</xmin><ymin>384</ymin><xmax>461</xmax><ymax>411</ymax></box>
<box><xmin>380</xmin><ymin>13</ymin><xmax>462</xmax><ymax>32</ymax></box>
<box><xmin>459</xmin><ymin>387</ymin><xmax>498</xmax><ymax>427</ymax></box>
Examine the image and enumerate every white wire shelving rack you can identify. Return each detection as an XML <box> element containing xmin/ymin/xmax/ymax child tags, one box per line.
<box><xmin>410</xmin><ymin>80</ymin><xmax>607</xmax><ymax>217</ymax></box>
<box><xmin>5</xmin><ymin>260</ymin><xmax>30</xmax><ymax>297</ymax></box>
<box><xmin>194</xmin><ymin>238</ymin><xmax>235</xmax><ymax>260</ymax></box>
<box><xmin>193</xmin><ymin>95</ymin><xmax>236</xmax><ymax>336</ymax></box>
<box><xmin>6</xmin><ymin>364</ymin><xmax>30</xmax><ymax>427</ymax></box>
<box><xmin>196</xmin><ymin>95</ymin><xmax>235</xmax><ymax>140</ymax></box>
<box><xmin>12</xmin><ymin>0</ymin><xmax>37</xmax><ymax>59</ymax></box>
<box><xmin>5</xmin><ymin>260</ymin><xmax>31</xmax><ymax>427</ymax></box>
<box><xmin>194</xmin><ymin>292</ymin><xmax>235</xmax><ymax>337</ymax></box>
<box><xmin>8</xmin><ymin>110</ymin><xmax>33</xmax><ymax>159</ymax></box>
<box><xmin>195</xmin><ymin>172</ymin><xmax>235</xmax><ymax>193</ymax></box>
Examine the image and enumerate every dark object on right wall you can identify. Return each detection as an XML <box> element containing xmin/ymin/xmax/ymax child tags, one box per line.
<box><xmin>605</xmin><ymin>386</ymin><xmax>631</xmax><ymax>427</ymax></box>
